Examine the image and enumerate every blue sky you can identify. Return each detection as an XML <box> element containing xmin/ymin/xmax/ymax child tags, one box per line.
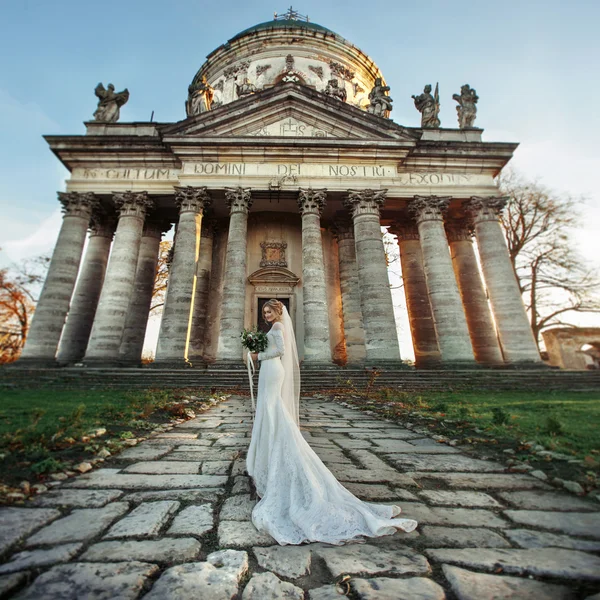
<box><xmin>1</xmin><ymin>0</ymin><xmax>599</xmax><ymax>342</ymax></box>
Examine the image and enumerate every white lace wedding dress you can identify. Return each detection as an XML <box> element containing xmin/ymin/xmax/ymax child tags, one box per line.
<box><xmin>246</xmin><ymin>317</ymin><xmax>418</xmax><ymax>546</ymax></box>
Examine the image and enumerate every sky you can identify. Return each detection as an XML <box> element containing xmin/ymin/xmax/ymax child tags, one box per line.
<box><xmin>1</xmin><ymin>0</ymin><xmax>599</xmax><ymax>358</ymax></box>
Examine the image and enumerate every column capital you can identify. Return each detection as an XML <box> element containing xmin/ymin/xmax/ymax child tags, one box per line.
<box><xmin>89</xmin><ymin>210</ymin><xmax>117</xmax><ymax>238</ymax></box>
<box><xmin>225</xmin><ymin>187</ymin><xmax>253</xmax><ymax>214</ymax></box>
<box><xmin>343</xmin><ymin>189</ymin><xmax>387</xmax><ymax>218</ymax></box>
<box><xmin>113</xmin><ymin>191</ymin><xmax>154</xmax><ymax>218</ymax></box>
<box><xmin>389</xmin><ymin>221</ymin><xmax>420</xmax><ymax>241</ymax></box>
<box><xmin>298</xmin><ymin>188</ymin><xmax>327</xmax><ymax>216</ymax></box>
<box><xmin>143</xmin><ymin>218</ymin><xmax>172</xmax><ymax>240</ymax></box>
<box><xmin>331</xmin><ymin>214</ymin><xmax>354</xmax><ymax>241</ymax></box>
<box><xmin>174</xmin><ymin>186</ymin><xmax>212</xmax><ymax>214</ymax></box>
<box><xmin>408</xmin><ymin>195</ymin><xmax>451</xmax><ymax>224</ymax></box>
<box><xmin>58</xmin><ymin>192</ymin><xmax>99</xmax><ymax>218</ymax></box>
<box><xmin>465</xmin><ymin>196</ymin><xmax>508</xmax><ymax>223</ymax></box>
<box><xmin>445</xmin><ymin>220</ymin><xmax>474</xmax><ymax>242</ymax></box>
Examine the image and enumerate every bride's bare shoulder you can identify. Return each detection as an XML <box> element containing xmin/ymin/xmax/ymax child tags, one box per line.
<box><xmin>272</xmin><ymin>322</ymin><xmax>284</xmax><ymax>331</ymax></box>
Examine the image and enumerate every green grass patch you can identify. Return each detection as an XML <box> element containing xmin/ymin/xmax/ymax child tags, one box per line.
<box><xmin>0</xmin><ymin>388</ymin><xmax>218</xmax><ymax>491</ymax></box>
<box><xmin>374</xmin><ymin>389</ymin><xmax>600</xmax><ymax>458</ymax></box>
<box><xmin>336</xmin><ymin>388</ymin><xmax>600</xmax><ymax>490</ymax></box>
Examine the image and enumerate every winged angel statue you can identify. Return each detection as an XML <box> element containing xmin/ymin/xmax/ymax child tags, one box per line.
<box><xmin>93</xmin><ymin>83</ymin><xmax>130</xmax><ymax>122</ymax></box>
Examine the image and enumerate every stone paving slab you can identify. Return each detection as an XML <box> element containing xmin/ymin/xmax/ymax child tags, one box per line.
<box><xmin>442</xmin><ymin>564</ymin><xmax>575</xmax><ymax>600</ymax></box>
<box><xmin>5</xmin><ymin>395</ymin><xmax>599</xmax><ymax>599</ymax></box>
<box><xmin>0</xmin><ymin>542</ymin><xmax>83</xmax><ymax>574</ymax></box>
<box><xmin>167</xmin><ymin>504</ymin><xmax>214</xmax><ymax>536</ymax></box>
<box><xmin>504</xmin><ymin>510</ymin><xmax>600</xmax><ymax>539</ymax></box>
<box><xmin>81</xmin><ymin>538</ymin><xmax>202</xmax><ymax>563</ymax></box>
<box><xmin>504</xmin><ymin>528</ymin><xmax>600</xmax><ymax>551</ymax></box>
<box><xmin>388</xmin><ymin>454</ymin><xmax>505</xmax><ymax>472</ymax></box>
<box><xmin>16</xmin><ymin>561</ymin><xmax>159</xmax><ymax>600</ymax></box>
<box><xmin>25</xmin><ymin>503</ymin><xmax>129</xmax><ymax>546</ymax></box>
<box><xmin>397</xmin><ymin>502</ymin><xmax>509</xmax><ymax>528</ymax></box>
<box><xmin>242</xmin><ymin>572</ymin><xmax>304</xmax><ymax>599</ymax></box>
<box><xmin>122</xmin><ymin>488</ymin><xmax>224</xmax><ymax>504</ymax></box>
<box><xmin>421</xmin><ymin>526</ymin><xmax>511</xmax><ymax>548</ymax></box>
<box><xmin>30</xmin><ymin>489</ymin><xmax>124</xmax><ymax>508</ymax></box>
<box><xmin>427</xmin><ymin>548</ymin><xmax>600</xmax><ymax>581</ymax></box>
<box><xmin>63</xmin><ymin>468</ymin><xmax>227</xmax><ymax>489</ymax></box>
<box><xmin>123</xmin><ymin>461</ymin><xmax>201</xmax><ymax>474</ymax></box>
<box><xmin>253</xmin><ymin>545</ymin><xmax>312</xmax><ymax>579</ymax></box>
<box><xmin>313</xmin><ymin>543</ymin><xmax>430</xmax><ymax>578</ymax></box>
<box><xmin>104</xmin><ymin>501</ymin><xmax>179</xmax><ymax>539</ymax></box>
<box><xmin>411</xmin><ymin>472</ymin><xmax>552</xmax><ymax>490</ymax></box>
<box><xmin>144</xmin><ymin>549</ymin><xmax>248</xmax><ymax>600</ymax></box>
<box><xmin>0</xmin><ymin>507</ymin><xmax>61</xmax><ymax>555</ymax></box>
<box><xmin>497</xmin><ymin>490</ymin><xmax>600</xmax><ymax>511</ymax></box>
<box><xmin>350</xmin><ymin>577</ymin><xmax>447</xmax><ymax>600</ymax></box>
<box><xmin>418</xmin><ymin>490</ymin><xmax>502</xmax><ymax>508</ymax></box>
<box><xmin>117</xmin><ymin>444</ymin><xmax>173</xmax><ymax>460</ymax></box>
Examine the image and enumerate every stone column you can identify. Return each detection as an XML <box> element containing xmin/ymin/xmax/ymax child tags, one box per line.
<box><xmin>343</xmin><ymin>189</ymin><xmax>401</xmax><ymax>363</ymax></box>
<box><xmin>409</xmin><ymin>196</ymin><xmax>475</xmax><ymax>364</ymax></box>
<box><xmin>389</xmin><ymin>221</ymin><xmax>440</xmax><ymax>368</ymax></box>
<box><xmin>119</xmin><ymin>219</ymin><xmax>170</xmax><ymax>365</ymax></box>
<box><xmin>466</xmin><ymin>196</ymin><xmax>542</xmax><ymax>363</ymax></box>
<box><xmin>56</xmin><ymin>212</ymin><xmax>116</xmax><ymax>364</ymax></box>
<box><xmin>216</xmin><ymin>187</ymin><xmax>253</xmax><ymax>362</ymax></box>
<box><xmin>20</xmin><ymin>192</ymin><xmax>98</xmax><ymax>365</ymax></box>
<box><xmin>446</xmin><ymin>221</ymin><xmax>504</xmax><ymax>365</ymax></box>
<box><xmin>298</xmin><ymin>189</ymin><xmax>332</xmax><ymax>363</ymax></box>
<box><xmin>332</xmin><ymin>216</ymin><xmax>366</xmax><ymax>364</ymax></box>
<box><xmin>155</xmin><ymin>187</ymin><xmax>211</xmax><ymax>364</ymax></box>
<box><xmin>188</xmin><ymin>219</ymin><xmax>217</xmax><ymax>362</ymax></box>
<box><xmin>84</xmin><ymin>191</ymin><xmax>154</xmax><ymax>364</ymax></box>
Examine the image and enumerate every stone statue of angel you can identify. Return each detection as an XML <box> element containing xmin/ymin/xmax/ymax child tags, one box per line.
<box><xmin>324</xmin><ymin>78</ymin><xmax>347</xmax><ymax>102</ymax></box>
<box><xmin>412</xmin><ymin>84</ymin><xmax>440</xmax><ymax>128</ymax></box>
<box><xmin>367</xmin><ymin>78</ymin><xmax>393</xmax><ymax>118</ymax></box>
<box><xmin>186</xmin><ymin>76</ymin><xmax>214</xmax><ymax>117</ymax></box>
<box><xmin>453</xmin><ymin>84</ymin><xmax>479</xmax><ymax>129</ymax></box>
<box><xmin>93</xmin><ymin>83</ymin><xmax>129</xmax><ymax>122</ymax></box>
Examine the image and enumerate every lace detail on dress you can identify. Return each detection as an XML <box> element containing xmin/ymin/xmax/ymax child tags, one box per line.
<box><xmin>258</xmin><ymin>327</ymin><xmax>284</xmax><ymax>361</ymax></box>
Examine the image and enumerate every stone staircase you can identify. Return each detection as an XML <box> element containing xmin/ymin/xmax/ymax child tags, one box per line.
<box><xmin>1</xmin><ymin>366</ymin><xmax>600</xmax><ymax>393</ymax></box>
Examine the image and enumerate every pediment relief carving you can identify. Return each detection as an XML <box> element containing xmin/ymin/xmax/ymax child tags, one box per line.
<box><xmin>248</xmin><ymin>267</ymin><xmax>300</xmax><ymax>286</ymax></box>
<box><xmin>161</xmin><ymin>86</ymin><xmax>419</xmax><ymax>142</ymax></box>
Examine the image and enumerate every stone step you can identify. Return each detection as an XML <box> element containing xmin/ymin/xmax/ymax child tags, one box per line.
<box><xmin>1</xmin><ymin>366</ymin><xmax>599</xmax><ymax>392</ymax></box>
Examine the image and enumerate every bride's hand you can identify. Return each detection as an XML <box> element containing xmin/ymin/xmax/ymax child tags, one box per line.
<box><xmin>251</xmin><ymin>353</ymin><xmax>258</xmax><ymax>362</ymax></box>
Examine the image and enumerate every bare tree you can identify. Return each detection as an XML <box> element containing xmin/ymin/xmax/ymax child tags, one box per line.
<box><xmin>149</xmin><ymin>240</ymin><xmax>172</xmax><ymax>314</ymax></box>
<box><xmin>0</xmin><ymin>252</ymin><xmax>50</xmax><ymax>363</ymax></box>
<box><xmin>498</xmin><ymin>170</ymin><xmax>600</xmax><ymax>346</ymax></box>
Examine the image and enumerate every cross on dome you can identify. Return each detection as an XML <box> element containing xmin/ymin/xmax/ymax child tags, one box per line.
<box><xmin>274</xmin><ymin>6</ymin><xmax>310</xmax><ymax>22</ymax></box>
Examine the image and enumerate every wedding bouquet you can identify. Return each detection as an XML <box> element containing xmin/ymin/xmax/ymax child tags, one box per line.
<box><xmin>240</xmin><ymin>327</ymin><xmax>268</xmax><ymax>353</ymax></box>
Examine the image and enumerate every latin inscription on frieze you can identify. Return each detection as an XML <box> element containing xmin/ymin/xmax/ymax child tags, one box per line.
<box><xmin>79</xmin><ymin>168</ymin><xmax>178</xmax><ymax>180</ymax></box>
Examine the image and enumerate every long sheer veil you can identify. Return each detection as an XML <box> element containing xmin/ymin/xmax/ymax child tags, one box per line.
<box><xmin>280</xmin><ymin>306</ymin><xmax>300</xmax><ymax>426</ymax></box>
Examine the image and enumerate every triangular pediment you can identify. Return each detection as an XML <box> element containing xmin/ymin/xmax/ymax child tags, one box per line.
<box><xmin>161</xmin><ymin>84</ymin><xmax>419</xmax><ymax>142</ymax></box>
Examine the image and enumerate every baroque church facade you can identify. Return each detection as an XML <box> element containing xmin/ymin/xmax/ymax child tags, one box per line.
<box><xmin>19</xmin><ymin>12</ymin><xmax>542</xmax><ymax>369</ymax></box>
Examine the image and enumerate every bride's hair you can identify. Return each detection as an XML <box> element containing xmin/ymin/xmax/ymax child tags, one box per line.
<box><xmin>263</xmin><ymin>299</ymin><xmax>284</xmax><ymax>321</ymax></box>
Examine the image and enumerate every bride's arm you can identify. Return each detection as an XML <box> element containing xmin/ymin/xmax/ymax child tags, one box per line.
<box><xmin>257</xmin><ymin>323</ymin><xmax>285</xmax><ymax>361</ymax></box>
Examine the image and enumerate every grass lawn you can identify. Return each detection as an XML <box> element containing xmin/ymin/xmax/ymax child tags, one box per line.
<box><xmin>336</xmin><ymin>388</ymin><xmax>600</xmax><ymax>490</ymax></box>
<box><xmin>0</xmin><ymin>388</ymin><xmax>220</xmax><ymax>494</ymax></box>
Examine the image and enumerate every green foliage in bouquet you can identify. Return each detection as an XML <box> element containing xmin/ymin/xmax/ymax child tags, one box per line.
<box><xmin>241</xmin><ymin>327</ymin><xmax>268</xmax><ymax>353</ymax></box>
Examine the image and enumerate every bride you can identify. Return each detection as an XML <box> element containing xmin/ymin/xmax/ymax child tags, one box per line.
<box><xmin>246</xmin><ymin>299</ymin><xmax>417</xmax><ymax>545</ymax></box>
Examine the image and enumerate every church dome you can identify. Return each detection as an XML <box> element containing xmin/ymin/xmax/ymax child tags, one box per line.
<box><xmin>186</xmin><ymin>11</ymin><xmax>386</xmax><ymax>116</ymax></box>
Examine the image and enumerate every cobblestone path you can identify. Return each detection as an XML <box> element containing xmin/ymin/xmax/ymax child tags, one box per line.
<box><xmin>2</xmin><ymin>395</ymin><xmax>600</xmax><ymax>599</ymax></box>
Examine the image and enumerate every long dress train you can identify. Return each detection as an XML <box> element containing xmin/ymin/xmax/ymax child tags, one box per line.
<box><xmin>246</xmin><ymin>322</ymin><xmax>418</xmax><ymax>546</ymax></box>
